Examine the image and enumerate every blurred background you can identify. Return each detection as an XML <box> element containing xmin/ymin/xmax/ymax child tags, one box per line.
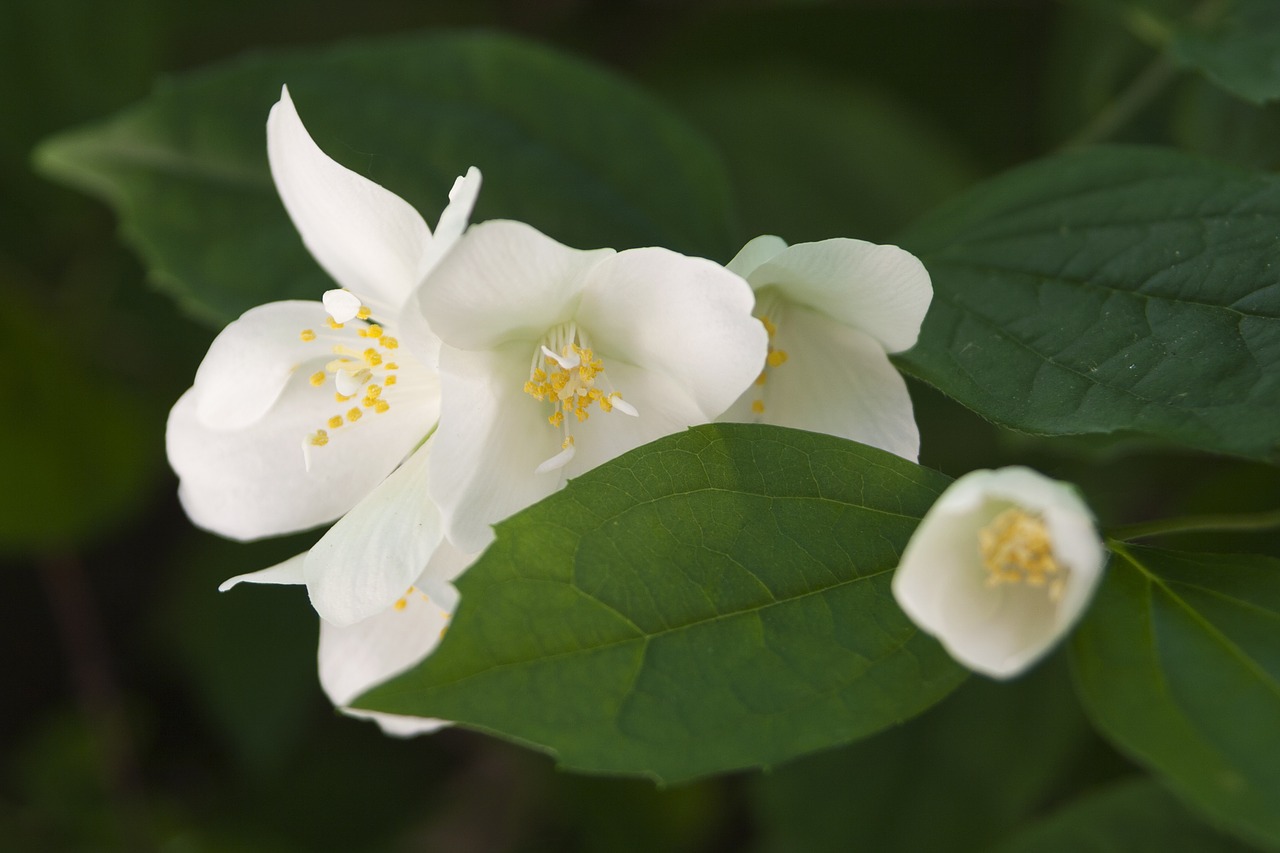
<box><xmin>4</xmin><ymin>1</ymin><xmax>1278</xmax><ymax>850</ymax></box>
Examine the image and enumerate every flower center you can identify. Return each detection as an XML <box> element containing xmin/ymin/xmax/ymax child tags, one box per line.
<box><xmin>522</xmin><ymin>323</ymin><xmax>636</xmax><ymax>473</ymax></box>
<box><xmin>297</xmin><ymin>295</ymin><xmax>402</xmax><ymax>467</ymax></box>
<box><xmin>749</xmin><ymin>300</ymin><xmax>788</xmax><ymax>416</ymax></box>
<box><xmin>978</xmin><ymin>508</ymin><xmax>1067</xmax><ymax>600</ymax></box>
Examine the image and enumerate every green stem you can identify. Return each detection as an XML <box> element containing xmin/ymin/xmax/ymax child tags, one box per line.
<box><xmin>1109</xmin><ymin>508</ymin><xmax>1280</xmax><ymax>541</ymax></box>
<box><xmin>1059</xmin><ymin>0</ymin><xmax>1231</xmax><ymax>149</ymax></box>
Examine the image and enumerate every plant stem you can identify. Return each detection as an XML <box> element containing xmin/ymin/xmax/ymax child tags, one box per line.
<box><xmin>1109</xmin><ymin>508</ymin><xmax>1280</xmax><ymax>541</ymax></box>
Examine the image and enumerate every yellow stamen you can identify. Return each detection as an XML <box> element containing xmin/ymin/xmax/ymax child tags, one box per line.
<box><xmin>373</xmin><ymin>399</ymin><xmax>390</xmax><ymax>414</ymax></box>
<box><xmin>381</xmin><ymin>337</ymin><xmax>399</xmax><ymax>350</ymax></box>
<box><xmin>751</xmin><ymin>400</ymin><xmax>765</xmax><ymax>414</ymax></box>
<box><xmin>384</xmin><ymin>375</ymin><xmax>397</xmax><ymax>386</ymax></box>
<box><xmin>767</xmin><ymin>349</ymin><xmax>789</xmax><ymax>368</ymax></box>
<box><xmin>979</xmin><ymin>508</ymin><xmax>1067</xmax><ymax>600</ymax></box>
<box><xmin>356</xmin><ymin>306</ymin><xmax>372</xmax><ymax>320</ymax></box>
<box><xmin>309</xmin><ymin>371</ymin><xmax>325</xmax><ymax>387</ymax></box>
<box><xmin>347</xmin><ymin>408</ymin><xmax>362</xmax><ymax>422</ymax></box>
<box><xmin>300</xmin><ymin>329</ymin><xmax>316</xmax><ymax>342</ymax></box>
<box><xmin>326</xmin><ymin>317</ymin><xmax>344</xmax><ymax>330</ymax></box>
<box><xmin>309</xmin><ymin>430</ymin><xmax>329</xmax><ymax>447</ymax></box>
<box><xmin>363</xmin><ymin>348</ymin><xmax>382</xmax><ymax>366</ymax></box>
<box><xmin>367</xmin><ymin>325</ymin><xmax>383</xmax><ymax>339</ymax></box>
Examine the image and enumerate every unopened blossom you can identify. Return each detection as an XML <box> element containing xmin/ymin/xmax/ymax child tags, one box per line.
<box><xmin>891</xmin><ymin>467</ymin><xmax>1107</xmax><ymax>679</ymax></box>
<box><xmin>167</xmin><ymin>85</ymin><xmax>480</xmax><ymax>626</ymax></box>
<box><xmin>414</xmin><ymin>220</ymin><xmax>769</xmax><ymax>553</ymax></box>
<box><xmin>718</xmin><ymin>235</ymin><xmax>932</xmax><ymax>461</ymax></box>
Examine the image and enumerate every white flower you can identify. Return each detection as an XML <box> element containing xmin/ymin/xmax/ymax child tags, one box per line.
<box><xmin>891</xmin><ymin>466</ymin><xmax>1107</xmax><ymax>679</ymax></box>
<box><xmin>718</xmin><ymin>235</ymin><xmax>932</xmax><ymax>461</ymax></box>
<box><xmin>166</xmin><ymin>84</ymin><xmax>480</xmax><ymax>626</ymax></box>
<box><xmin>414</xmin><ymin>220</ymin><xmax>769</xmax><ymax>553</ymax></box>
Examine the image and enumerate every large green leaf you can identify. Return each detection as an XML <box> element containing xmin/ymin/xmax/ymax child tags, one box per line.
<box><xmin>1071</xmin><ymin>543</ymin><xmax>1280</xmax><ymax>849</ymax></box>
<box><xmin>34</xmin><ymin>30</ymin><xmax>736</xmax><ymax>325</ymax></box>
<box><xmin>358</xmin><ymin>424</ymin><xmax>965</xmax><ymax>783</ymax></box>
<box><xmin>898</xmin><ymin>146</ymin><xmax>1280</xmax><ymax>463</ymax></box>
<box><xmin>991</xmin><ymin>777</ymin><xmax>1257</xmax><ymax>853</ymax></box>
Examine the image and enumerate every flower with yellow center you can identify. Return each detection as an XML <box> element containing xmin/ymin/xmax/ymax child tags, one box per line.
<box><xmin>891</xmin><ymin>467</ymin><xmax>1107</xmax><ymax>679</ymax></box>
<box><xmin>413</xmin><ymin>219</ymin><xmax>769</xmax><ymax>553</ymax></box>
<box><xmin>718</xmin><ymin>235</ymin><xmax>932</xmax><ymax>461</ymax></box>
<box><xmin>167</xmin><ymin>85</ymin><xmax>480</xmax><ymax>629</ymax></box>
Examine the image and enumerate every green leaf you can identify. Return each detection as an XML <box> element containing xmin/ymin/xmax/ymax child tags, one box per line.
<box><xmin>1171</xmin><ymin>0</ymin><xmax>1280</xmax><ymax>105</ymax></box>
<box><xmin>1070</xmin><ymin>542</ymin><xmax>1280</xmax><ymax>849</ymax></box>
<box><xmin>752</xmin><ymin>655</ymin><xmax>1101</xmax><ymax>853</ymax></box>
<box><xmin>898</xmin><ymin>146</ymin><xmax>1280</xmax><ymax>463</ymax></box>
<box><xmin>34</xmin><ymin>30</ymin><xmax>735</xmax><ymax>325</ymax></box>
<box><xmin>358</xmin><ymin>424</ymin><xmax>965</xmax><ymax>783</ymax></box>
<box><xmin>991</xmin><ymin>777</ymin><xmax>1258</xmax><ymax>853</ymax></box>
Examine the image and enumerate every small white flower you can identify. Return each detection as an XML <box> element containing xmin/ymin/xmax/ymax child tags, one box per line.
<box><xmin>414</xmin><ymin>220</ymin><xmax>769</xmax><ymax>553</ymax></box>
<box><xmin>718</xmin><ymin>235</ymin><xmax>932</xmax><ymax>461</ymax></box>
<box><xmin>891</xmin><ymin>466</ymin><xmax>1107</xmax><ymax>679</ymax></box>
<box><xmin>166</xmin><ymin>85</ymin><xmax>480</xmax><ymax>626</ymax></box>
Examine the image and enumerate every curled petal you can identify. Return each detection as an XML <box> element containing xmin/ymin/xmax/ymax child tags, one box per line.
<box><xmin>218</xmin><ymin>552</ymin><xmax>306</xmax><ymax>591</ymax></box>
<box><xmin>743</xmin><ymin>238</ymin><xmax>932</xmax><ymax>353</ymax></box>
<box><xmin>268</xmin><ymin>85</ymin><xmax>430</xmax><ymax>314</ymax></box>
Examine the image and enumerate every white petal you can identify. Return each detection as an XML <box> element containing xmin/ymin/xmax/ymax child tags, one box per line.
<box><xmin>218</xmin><ymin>552</ymin><xmax>307</xmax><ymax>592</ymax></box>
<box><xmin>725</xmin><ymin>234</ymin><xmax>788</xmax><ymax>279</ymax></box>
<box><xmin>722</xmin><ymin>304</ymin><xmax>920</xmax><ymax>461</ymax></box>
<box><xmin>749</xmin><ymin>238</ymin><xmax>932</xmax><ymax>353</ymax></box>
<box><xmin>304</xmin><ymin>439</ymin><xmax>443</xmax><ymax>626</ymax></box>
<box><xmin>430</xmin><ymin>343</ymin><xmax>562</xmax><ymax>553</ymax></box>
<box><xmin>316</xmin><ymin>587</ymin><xmax>450</xmax><ymax>736</ymax></box>
<box><xmin>416</xmin><ymin>220</ymin><xmax>613</xmax><ymax>352</ymax></box>
<box><xmin>322</xmin><ymin>289</ymin><xmax>362</xmax><ymax>323</ymax></box>
<box><xmin>268</xmin><ymin>85</ymin><xmax>430</xmax><ymax>314</ymax></box>
<box><xmin>574</xmin><ymin>247</ymin><xmax>768</xmax><ymax>420</ymax></box>
<box><xmin>191</xmin><ymin>300</ymin><xmax>334</xmax><ymax>429</ymax></box>
<box><xmin>167</xmin><ymin>362</ymin><xmax>438</xmax><ymax>540</ymax></box>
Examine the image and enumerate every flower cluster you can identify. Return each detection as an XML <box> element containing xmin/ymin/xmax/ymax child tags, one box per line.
<box><xmin>168</xmin><ymin>85</ymin><xmax>1103</xmax><ymax>733</ymax></box>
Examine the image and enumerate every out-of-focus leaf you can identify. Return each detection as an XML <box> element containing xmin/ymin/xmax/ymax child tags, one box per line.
<box><xmin>359</xmin><ymin>424</ymin><xmax>965</xmax><ymax>783</ymax></box>
<box><xmin>1170</xmin><ymin>0</ymin><xmax>1280</xmax><ymax>105</ymax></box>
<box><xmin>752</xmin><ymin>655</ymin><xmax>1106</xmax><ymax>853</ymax></box>
<box><xmin>1173</xmin><ymin>80</ymin><xmax>1280</xmax><ymax>171</ymax></box>
<box><xmin>898</xmin><ymin>146</ymin><xmax>1280</xmax><ymax>463</ymax></box>
<box><xmin>656</xmin><ymin>64</ymin><xmax>978</xmax><ymax>245</ymax></box>
<box><xmin>34</xmin><ymin>30</ymin><xmax>736</xmax><ymax>325</ymax></box>
<box><xmin>991</xmin><ymin>777</ymin><xmax>1257</xmax><ymax>853</ymax></box>
<box><xmin>0</xmin><ymin>275</ymin><xmax>157</xmax><ymax>554</ymax></box>
<box><xmin>1071</xmin><ymin>543</ymin><xmax>1280</xmax><ymax>849</ymax></box>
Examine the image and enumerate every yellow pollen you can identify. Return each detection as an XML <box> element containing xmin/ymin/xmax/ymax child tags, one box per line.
<box><xmin>374</xmin><ymin>399</ymin><xmax>390</xmax><ymax>414</ymax></box>
<box><xmin>979</xmin><ymin>508</ymin><xmax>1067</xmax><ymax>599</ymax></box>
<box><xmin>367</xmin><ymin>325</ymin><xmax>384</xmax><ymax>339</ymax></box>
<box><xmin>334</xmin><ymin>392</ymin><xmax>351</xmax><ymax>403</ymax></box>
<box><xmin>363</xmin><ymin>348</ymin><xmax>382</xmax><ymax>366</ymax></box>
<box><xmin>751</xmin><ymin>400</ymin><xmax>765</xmax><ymax>414</ymax></box>
<box><xmin>356</xmin><ymin>306</ymin><xmax>372</xmax><ymax>320</ymax></box>
<box><xmin>381</xmin><ymin>337</ymin><xmax>399</xmax><ymax>349</ymax></box>
<box><xmin>754</xmin><ymin>371</ymin><xmax>767</xmax><ymax>386</ymax></box>
<box><xmin>300</xmin><ymin>329</ymin><xmax>316</xmax><ymax>342</ymax></box>
<box><xmin>364</xmin><ymin>385</ymin><xmax>382</xmax><ymax>400</ymax></box>
<box><xmin>385</xmin><ymin>362</ymin><xmax>399</xmax><ymax>371</ymax></box>
<box><xmin>767</xmin><ymin>349</ymin><xmax>789</xmax><ymax>368</ymax></box>
<box><xmin>309</xmin><ymin>371</ymin><xmax>325</xmax><ymax>387</ymax></box>
<box><xmin>384</xmin><ymin>375</ymin><xmax>397</xmax><ymax>386</ymax></box>
<box><xmin>326</xmin><ymin>317</ymin><xmax>344</xmax><ymax>330</ymax></box>
<box><xmin>327</xmin><ymin>415</ymin><xmax>343</xmax><ymax>429</ymax></box>
<box><xmin>309</xmin><ymin>430</ymin><xmax>329</xmax><ymax>447</ymax></box>
<box><xmin>562</xmin><ymin>435</ymin><xmax>575</xmax><ymax>450</ymax></box>
<box><xmin>549</xmin><ymin>411</ymin><xmax>564</xmax><ymax>427</ymax></box>
<box><xmin>761</xmin><ymin>316</ymin><xmax>778</xmax><ymax>338</ymax></box>
<box><xmin>347</xmin><ymin>408</ymin><xmax>362</xmax><ymax>422</ymax></box>
<box><xmin>393</xmin><ymin>598</ymin><xmax>408</xmax><ymax>612</ymax></box>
